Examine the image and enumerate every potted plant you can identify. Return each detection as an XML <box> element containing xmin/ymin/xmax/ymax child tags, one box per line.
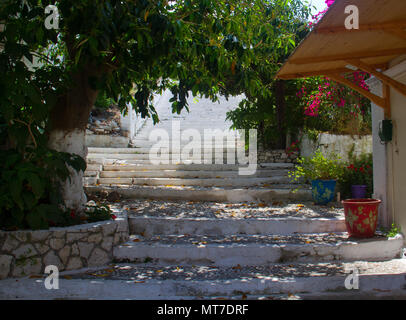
<box><xmin>342</xmin><ymin>198</ymin><xmax>381</xmax><ymax>238</ymax></box>
<box><xmin>289</xmin><ymin>149</ymin><xmax>343</xmax><ymax>205</ymax></box>
<box><xmin>340</xmin><ymin>153</ymin><xmax>373</xmax><ymax>199</ymax></box>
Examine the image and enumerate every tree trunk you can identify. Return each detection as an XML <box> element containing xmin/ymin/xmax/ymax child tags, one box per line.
<box><xmin>48</xmin><ymin>128</ymin><xmax>87</xmax><ymax>212</ymax></box>
<box><xmin>48</xmin><ymin>67</ymin><xmax>100</xmax><ymax>212</ymax></box>
<box><xmin>275</xmin><ymin>80</ymin><xmax>286</xmax><ymax>149</ymax></box>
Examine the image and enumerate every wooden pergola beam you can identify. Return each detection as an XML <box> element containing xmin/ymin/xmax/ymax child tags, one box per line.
<box><xmin>346</xmin><ymin>59</ymin><xmax>406</xmax><ymax>99</ymax></box>
<box><xmin>277</xmin><ymin>68</ymin><xmax>352</xmax><ymax>80</ymax></box>
<box><xmin>325</xmin><ymin>72</ymin><xmax>386</xmax><ymax>109</ymax></box>
<box><xmin>385</xmin><ymin>28</ymin><xmax>406</xmax><ymax>41</ymax></box>
<box><xmin>314</xmin><ymin>20</ymin><xmax>406</xmax><ymax>34</ymax></box>
<box><xmin>277</xmin><ymin>64</ymin><xmax>388</xmax><ymax>80</ymax></box>
<box><xmin>290</xmin><ymin>47</ymin><xmax>406</xmax><ymax>65</ymax></box>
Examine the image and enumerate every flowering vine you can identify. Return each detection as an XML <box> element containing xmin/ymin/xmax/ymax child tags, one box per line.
<box><xmin>300</xmin><ymin>0</ymin><xmax>371</xmax><ymax>119</ymax></box>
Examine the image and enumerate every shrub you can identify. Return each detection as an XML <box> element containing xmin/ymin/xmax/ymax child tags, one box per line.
<box><xmin>0</xmin><ymin>146</ymin><xmax>87</xmax><ymax>231</ymax></box>
<box><xmin>339</xmin><ymin>153</ymin><xmax>373</xmax><ymax>199</ymax></box>
<box><xmin>289</xmin><ymin>149</ymin><xmax>344</xmax><ymax>183</ymax></box>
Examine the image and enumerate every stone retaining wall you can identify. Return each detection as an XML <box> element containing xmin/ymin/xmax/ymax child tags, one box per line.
<box><xmin>257</xmin><ymin>148</ymin><xmax>299</xmax><ymax>163</ymax></box>
<box><xmin>0</xmin><ymin>214</ymin><xmax>129</xmax><ymax>279</ymax></box>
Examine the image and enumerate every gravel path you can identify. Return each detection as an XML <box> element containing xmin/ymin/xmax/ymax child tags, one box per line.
<box><xmin>111</xmin><ymin>199</ymin><xmax>345</xmax><ymax>219</ymax></box>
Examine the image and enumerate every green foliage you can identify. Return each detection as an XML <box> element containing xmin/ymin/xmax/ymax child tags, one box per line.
<box><xmin>0</xmin><ymin>0</ymin><xmax>311</xmax><ymax>229</ymax></box>
<box><xmin>0</xmin><ymin>147</ymin><xmax>86</xmax><ymax>230</ymax></box>
<box><xmin>338</xmin><ymin>153</ymin><xmax>373</xmax><ymax>199</ymax></box>
<box><xmin>299</xmin><ymin>76</ymin><xmax>372</xmax><ymax>136</ymax></box>
<box><xmin>386</xmin><ymin>223</ymin><xmax>401</xmax><ymax>238</ymax></box>
<box><xmin>94</xmin><ymin>91</ymin><xmax>116</xmax><ymax>110</ymax></box>
<box><xmin>85</xmin><ymin>204</ymin><xmax>114</xmax><ymax>223</ymax></box>
<box><xmin>289</xmin><ymin>149</ymin><xmax>344</xmax><ymax>183</ymax></box>
<box><xmin>223</xmin><ymin>1</ymin><xmax>311</xmax><ymax>149</ymax></box>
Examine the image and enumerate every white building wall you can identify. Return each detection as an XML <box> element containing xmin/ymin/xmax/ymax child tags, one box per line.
<box><xmin>369</xmin><ymin>60</ymin><xmax>406</xmax><ymax>234</ymax></box>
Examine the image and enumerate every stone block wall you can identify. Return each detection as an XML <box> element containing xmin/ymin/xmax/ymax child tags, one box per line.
<box><xmin>257</xmin><ymin>148</ymin><xmax>299</xmax><ymax>163</ymax></box>
<box><xmin>0</xmin><ymin>214</ymin><xmax>129</xmax><ymax>279</ymax></box>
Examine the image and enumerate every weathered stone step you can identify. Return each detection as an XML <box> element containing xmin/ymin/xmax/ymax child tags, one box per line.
<box><xmin>131</xmin><ymin>140</ymin><xmax>241</xmax><ymax>148</ymax></box>
<box><xmin>88</xmin><ymin>153</ymin><xmax>246</xmax><ymax>161</ymax></box>
<box><xmin>102</xmin><ymin>163</ymin><xmax>294</xmax><ymax>171</ymax></box>
<box><xmin>130</xmin><ymin>216</ymin><xmax>346</xmax><ymax>237</ymax></box>
<box><xmin>3</xmin><ymin>259</ymin><xmax>406</xmax><ymax>299</ymax></box>
<box><xmin>94</xmin><ymin>177</ymin><xmax>295</xmax><ymax>187</ymax></box>
<box><xmin>85</xmin><ymin>185</ymin><xmax>313</xmax><ymax>202</ymax></box>
<box><xmin>88</xmin><ymin>147</ymin><xmax>241</xmax><ymax>154</ymax></box>
<box><xmin>114</xmin><ymin>233</ymin><xmax>404</xmax><ymax>266</ymax></box>
<box><xmin>99</xmin><ymin>169</ymin><xmax>289</xmax><ymax>179</ymax></box>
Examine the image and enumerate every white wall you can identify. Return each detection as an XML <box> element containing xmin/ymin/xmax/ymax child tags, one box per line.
<box><xmin>384</xmin><ymin>61</ymin><xmax>406</xmax><ymax>236</ymax></box>
<box><xmin>368</xmin><ymin>60</ymin><xmax>406</xmax><ymax>234</ymax></box>
<box><xmin>300</xmin><ymin>133</ymin><xmax>372</xmax><ymax>162</ymax></box>
<box><xmin>367</xmin><ymin>77</ymin><xmax>389</xmax><ymax>228</ymax></box>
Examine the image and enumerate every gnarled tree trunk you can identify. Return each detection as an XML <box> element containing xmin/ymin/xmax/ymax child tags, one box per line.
<box><xmin>274</xmin><ymin>79</ymin><xmax>286</xmax><ymax>149</ymax></box>
<box><xmin>48</xmin><ymin>66</ymin><xmax>100</xmax><ymax>212</ymax></box>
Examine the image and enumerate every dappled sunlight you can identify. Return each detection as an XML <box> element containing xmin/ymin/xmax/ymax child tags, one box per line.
<box><xmin>119</xmin><ymin>199</ymin><xmax>344</xmax><ymax>220</ymax></box>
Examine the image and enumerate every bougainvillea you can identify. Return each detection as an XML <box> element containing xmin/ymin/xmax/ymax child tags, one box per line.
<box><xmin>300</xmin><ymin>0</ymin><xmax>371</xmax><ymax>132</ymax></box>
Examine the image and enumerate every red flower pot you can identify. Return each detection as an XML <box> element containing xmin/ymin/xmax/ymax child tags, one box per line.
<box><xmin>342</xmin><ymin>199</ymin><xmax>381</xmax><ymax>238</ymax></box>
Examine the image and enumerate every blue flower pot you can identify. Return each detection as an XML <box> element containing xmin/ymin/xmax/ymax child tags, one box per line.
<box><xmin>311</xmin><ymin>180</ymin><xmax>336</xmax><ymax>205</ymax></box>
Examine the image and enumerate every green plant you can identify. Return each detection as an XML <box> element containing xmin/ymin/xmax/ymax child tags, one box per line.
<box><xmin>85</xmin><ymin>205</ymin><xmax>116</xmax><ymax>223</ymax></box>
<box><xmin>0</xmin><ymin>147</ymin><xmax>86</xmax><ymax>231</ymax></box>
<box><xmin>94</xmin><ymin>91</ymin><xmax>116</xmax><ymax>110</ymax></box>
<box><xmin>338</xmin><ymin>153</ymin><xmax>373</xmax><ymax>199</ymax></box>
<box><xmin>385</xmin><ymin>223</ymin><xmax>401</xmax><ymax>238</ymax></box>
<box><xmin>289</xmin><ymin>149</ymin><xmax>344</xmax><ymax>183</ymax></box>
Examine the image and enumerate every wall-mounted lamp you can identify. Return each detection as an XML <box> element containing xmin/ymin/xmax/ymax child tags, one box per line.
<box><xmin>379</xmin><ymin>120</ymin><xmax>393</xmax><ymax>143</ymax></box>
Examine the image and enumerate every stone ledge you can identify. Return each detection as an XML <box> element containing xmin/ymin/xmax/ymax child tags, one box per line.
<box><xmin>0</xmin><ymin>213</ymin><xmax>129</xmax><ymax>279</ymax></box>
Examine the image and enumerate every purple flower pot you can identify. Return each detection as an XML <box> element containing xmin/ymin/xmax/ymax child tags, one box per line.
<box><xmin>351</xmin><ymin>185</ymin><xmax>367</xmax><ymax>199</ymax></box>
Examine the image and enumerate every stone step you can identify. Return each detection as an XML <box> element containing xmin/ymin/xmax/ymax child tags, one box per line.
<box><xmin>129</xmin><ymin>216</ymin><xmax>346</xmax><ymax>237</ymax></box>
<box><xmin>131</xmin><ymin>140</ymin><xmax>242</xmax><ymax>148</ymax></box>
<box><xmin>86</xmin><ymin>164</ymin><xmax>103</xmax><ymax>171</ymax></box>
<box><xmin>94</xmin><ymin>177</ymin><xmax>295</xmax><ymax>188</ymax></box>
<box><xmin>85</xmin><ymin>185</ymin><xmax>313</xmax><ymax>202</ymax></box>
<box><xmin>88</xmin><ymin>147</ymin><xmax>242</xmax><ymax>154</ymax></box>
<box><xmin>99</xmin><ymin>169</ymin><xmax>289</xmax><ymax>179</ymax></box>
<box><xmin>88</xmin><ymin>158</ymin><xmax>267</xmax><ymax>166</ymax></box>
<box><xmin>102</xmin><ymin>163</ymin><xmax>294</xmax><ymax>171</ymax></box>
<box><xmin>4</xmin><ymin>260</ymin><xmax>406</xmax><ymax>299</ymax></box>
<box><xmin>88</xmin><ymin>153</ymin><xmax>247</xmax><ymax>161</ymax></box>
<box><xmin>113</xmin><ymin>233</ymin><xmax>404</xmax><ymax>266</ymax></box>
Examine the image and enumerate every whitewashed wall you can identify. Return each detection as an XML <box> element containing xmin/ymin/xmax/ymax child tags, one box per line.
<box><xmin>300</xmin><ymin>133</ymin><xmax>372</xmax><ymax>162</ymax></box>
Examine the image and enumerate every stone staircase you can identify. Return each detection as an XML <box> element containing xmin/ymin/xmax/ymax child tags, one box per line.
<box><xmin>84</xmin><ymin>92</ymin><xmax>311</xmax><ymax>202</ymax></box>
<box><xmin>78</xmin><ymin>93</ymin><xmax>406</xmax><ymax>300</ymax></box>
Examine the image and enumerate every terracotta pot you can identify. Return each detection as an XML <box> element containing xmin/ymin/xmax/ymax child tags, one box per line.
<box><xmin>342</xmin><ymin>199</ymin><xmax>381</xmax><ymax>238</ymax></box>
